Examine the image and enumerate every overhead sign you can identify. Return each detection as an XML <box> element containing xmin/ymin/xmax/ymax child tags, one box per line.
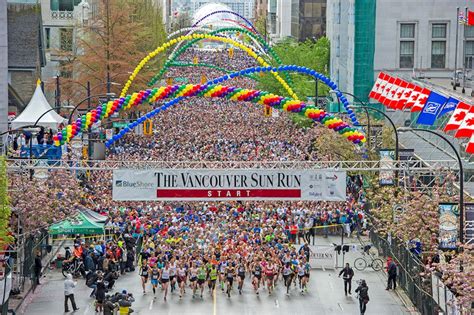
<box><xmin>112</xmin><ymin>169</ymin><xmax>347</xmax><ymax>201</ymax></box>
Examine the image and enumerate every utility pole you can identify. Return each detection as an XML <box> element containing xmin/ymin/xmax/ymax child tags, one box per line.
<box><xmin>55</xmin><ymin>76</ymin><xmax>61</xmax><ymax>108</ymax></box>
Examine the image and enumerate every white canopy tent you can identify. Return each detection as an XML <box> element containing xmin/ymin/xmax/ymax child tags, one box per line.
<box><xmin>11</xmin><ymin>84</ymin><xmax>66</xmax><ymax>130</ymax></box>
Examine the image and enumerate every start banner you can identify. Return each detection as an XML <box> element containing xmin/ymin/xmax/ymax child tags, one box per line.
<box><xmin>112</xmin><ymin>169</ymin><xmax>347</xmax><ymax>201</ymax></box>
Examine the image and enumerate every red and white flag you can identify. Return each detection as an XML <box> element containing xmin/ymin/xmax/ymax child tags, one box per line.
<box><xmin>397</xmin><ymin>82</ymin><xmax>415</xmax><ymax>110</ymax></box>
<box><xmin>465</xmin><ymin>133</ymin><xmax>474</xmax><ymax>154</ymax></box>
<box><xmin>386</xmin><ymin>78</ymin><xmax>403</xmax><ymax>108</ymax></box>
<box><xmin>404</xmin><ymin>85</ymin><xmax>421</xmax><ymax>109</ymax></box>
<box><xmin>375</xmin><ymin>73</ymin><xmax>390</xmax><ymax>101</ymax></box>
<box><xmin>454</xmin><ymin>105</ymin><xmax>474</xmax><ymax>138</ymax></box>
<box><xmin>410</xmin><ymin>88</ymin><xmax>430</xmax><ymax>112</ymax></box>
<box><xmin>444</xmin><ymin>102</ymin><xmax>471</xmax><ymax>132</ymax></box>
<box><xmin>379</xmin><ymin>76</ymin><xmax>395</xmax><ymax>105</ymax></box>
<box><xmin>390</xmin><ymin>80</ymin><xmax>408</xmax><ymax>109</ymax></box>
<box><xmin>369</xmin><ymin>72</ymin><xmax>386</xmax><ymax>100</ymax></box>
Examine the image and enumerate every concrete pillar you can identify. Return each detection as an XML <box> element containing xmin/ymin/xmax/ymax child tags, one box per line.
<box><xmin>0</xmin><ymin>1</ymin><xmax>7</xmax><ymax>154</ymax></box>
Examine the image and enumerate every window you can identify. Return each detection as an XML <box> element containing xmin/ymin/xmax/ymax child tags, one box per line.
<box><xmin>399</xmin><ymin>23</ymin><xmax>415</xmax><ymax>68</ymax></box>
<box><xmin>466</xmin><ymin>26</ymin><xmax>474</xmax><ymax>69</ymax></box>
<box><xmin>431</xmin><ymin>41</ymin><xmax>446</xmax><ymax>68</ymax></box>
<box><xmin>400</xmin><ymin>41</ymin><xmax>414</xmax><ymax>68</ymax></box>
<box><xmin>51</xmin><ymin>0</ymin><xmax>82</xmax><ymax>12</ymax></box>
<box><xmin>431</xmin><ymin>23</ymin><xmax>447</xmax><ymax>68</ymax></box>
<box><xmin>45</xmin><ymin>28</ymin><xmax>50</xmax><ymax>49</ymax></box>
<box><xmin>466</xmin><ymin>42</ymin><xmax>474</xmax><ymax>69</ymax></box>
<box><xmin>400</xmin><ymin>24</ymin><xmax>415</xmax><ymax>39</ymax></box>
<box><xmin>432</xmin><ymin>24</ymin><xmax>446</xmax><ymax>38</ymax></box>
<box><xmin>60</xmin><ymin>28</ymin><xmax>73</xmax><ymax>51</ymax></box>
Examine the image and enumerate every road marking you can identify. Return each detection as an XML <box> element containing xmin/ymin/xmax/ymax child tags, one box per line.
<box><xmin>213</xmin><ymin>287</ymin><xmax>217</xmax><ymax>315</ymax></box>
<box><xmin>149</xmin><ymin>298</ymin><xmax>154</xmax><ymax>310</ymax></box>
<box><xmin>337</xmin><ymin>302</ymin><xmax>344</xmax><ymax>311</ymax></box>
<box><xmin>329</xmin><ymin>280</ymin><xmax>335</xmax><ymax>291</ymax></box>
<box><xmin>275</xmin><ymin>299</ymin><xmax>279</xmax><ymax>308</ymax></box>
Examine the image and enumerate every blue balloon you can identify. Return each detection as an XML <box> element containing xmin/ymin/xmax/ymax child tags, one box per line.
<box><xmin>124</xmin><ymin>127</ymin><xmax>130</xmax><ymax>132</ymax></box>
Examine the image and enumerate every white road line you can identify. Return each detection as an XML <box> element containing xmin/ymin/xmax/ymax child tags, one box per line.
<box><xmin>275</xmin><ymin>299</ymin><xmax>279</xmax><ymax>308</ymax></box>
<box><xmin>329</xmin><ymin>280</ymin><xmax>335</xmax><ymax>291</ymax></box>
<box><xmin>149</xmin><ymin>298</ymin><xmax>154</xmax><ymax>310</ymax></box>
<box><xmin>337</xmin><ymin>302</ymin><xmax>344</xmax><ymax>311</ymax></box>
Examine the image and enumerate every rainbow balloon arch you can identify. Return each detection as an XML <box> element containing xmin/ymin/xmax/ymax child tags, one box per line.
<box><xmin>53</xmin><ymin>65</ymin><xmax>366</xmax><ymax>148</ymax></box>
<box><xmin>53</xmin><ymin>18</ymin><xmax>367</xmax><ymax>153</ymax></box>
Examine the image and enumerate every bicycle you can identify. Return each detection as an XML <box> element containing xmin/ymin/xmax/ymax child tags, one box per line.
<box><xmin>353</xmin><ymin>246</ymin><xmax>384</xmax><ymax>272</ymax></box>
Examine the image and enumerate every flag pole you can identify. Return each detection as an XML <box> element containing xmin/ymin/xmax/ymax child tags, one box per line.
<box><xmin>462</xmin><ymin>7</ymin><xmax>468</xmax><ymax>94</ymax></box>
<box><xmin>454</xmin><ymin>7</ymin><xmax>459</xmax><ymax>90</ymax></box>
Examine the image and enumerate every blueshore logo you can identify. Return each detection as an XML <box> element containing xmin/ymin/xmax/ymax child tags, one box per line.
<box><xmin>115</xmin><ymin>180</ymin><xmax>154</xmax><ymax>188</ymax></box>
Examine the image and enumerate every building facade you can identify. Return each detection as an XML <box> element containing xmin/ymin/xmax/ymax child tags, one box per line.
<box><xmin>374</xmin><ymin>0</ymin><xmax>472</xmax><ymax>79</ymax></box>
<box><xmin>7</xmin><ymin>2</ymin><xmax>46</xmax><ymax>113</ymax></box>
<box><xmin>327</xmin><ymin>0</ymin><xmax>472</xmax><ymax>103</ymax></box>
<box><xmin>1</xmin><ymin>1</ymin><xmax>8</xmax><ymax>146</ymax></box>
<box><xmin>291</xmin><ymin>0</ymin><xmax>327</xmax><ymax>41</ymax></box>
<box><xmin>191</xmin><ymin>0</ymin><xmax>255</xmax><ymax>21</ymax></box>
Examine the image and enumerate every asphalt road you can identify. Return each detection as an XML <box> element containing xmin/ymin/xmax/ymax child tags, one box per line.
<box><xmin>20</xmin><ymin>235</ymin><xmax>412</xmax><ymax>315</ymax></box>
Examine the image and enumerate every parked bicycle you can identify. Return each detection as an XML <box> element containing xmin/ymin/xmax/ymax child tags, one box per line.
<box><xmin>354</xmin><ymin>245</ymin><xmax>384</xmax><ymax>272</ymax></box>
<box><xmin>62</xmin><ymin>259</ymin><xmax>86</xmax><ymax>278</ymax></box>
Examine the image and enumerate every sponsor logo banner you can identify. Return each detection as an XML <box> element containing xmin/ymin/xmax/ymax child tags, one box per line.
<box><xmin>113</xmin><ymin>169</ymin><xmax>347</xmax><ymax>201</ymax></box>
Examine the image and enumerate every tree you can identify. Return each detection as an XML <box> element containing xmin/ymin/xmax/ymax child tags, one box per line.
<box><xmin>54</xmin><ymin>0</ymin><xmax>167</xmax><ymax>108</ymax></box>
<box><xmin>0</xmin><ymin>156</ymin><xmax>13</xmax><ymax>249</ymax></box>
<box><xmin>9</xmin><ymin>170</ymin><xmax>85</xmax><ymax>233</ymax></box>
<box><xmin>258</xmin><ymin>37</ymin><xmax>330</xmax><ymax>100</ymax></box>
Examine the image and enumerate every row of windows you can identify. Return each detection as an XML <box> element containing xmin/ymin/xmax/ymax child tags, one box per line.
<box><xmin>399</xmin><ymin>23</ymin><xmax>474</xmax><ymax>69</ymax></box>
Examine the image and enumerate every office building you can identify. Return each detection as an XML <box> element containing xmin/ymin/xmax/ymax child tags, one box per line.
<box><xmin>327</xmin><ymin>0</ymin><xmax>472</xmax><ymax>103</ymax></box>
<box><xmin>291</xmin><ymin>0</ymin><xmax>327</xmax><ymax>41</ymax></box>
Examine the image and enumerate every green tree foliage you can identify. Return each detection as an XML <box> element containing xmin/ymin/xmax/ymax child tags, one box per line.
<box><xmin>0</xmin><ymin>156</ymin><xmax>13</xmax><ymax>249</ymax></box>
<box><xmin>57</xmin><ymin>0</ymin><xmax>167</xmax><ymax>105</ymax></box>
<box><xmin>258</xmin><ymin>37</ymin><xmax>330</xmax><ymax>100</ymax></box>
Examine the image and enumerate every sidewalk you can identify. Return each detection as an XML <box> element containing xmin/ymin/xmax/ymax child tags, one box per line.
<box><xmin>315</xmin><ymin>234</ymin><xmax>421</xmax><ymax>315</ymax></box>
<box><xmin>7</xmin><ymin>239</ymin><xmax>65</xmax><ymax>313</ymax></box>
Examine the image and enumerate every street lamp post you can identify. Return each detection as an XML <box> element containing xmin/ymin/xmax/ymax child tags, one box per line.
<box><xmin>67</xmin><ymin>93</ymin><xmax>113</xmax><ymax>124</ymax></box>
<box><xmin>349</xmin><ymin>105</ymin><xmax>399</xmax><ymax>161</ymax></box>
<box><xmin>398</xmin><ymin>127</ymin><xmax>464</xmax><ymax>244</ymax></box>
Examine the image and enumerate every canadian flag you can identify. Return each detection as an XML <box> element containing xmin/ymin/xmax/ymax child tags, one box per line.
<box><xmin>389</xmin><ymin>80</ymin><xmax>408</xmax><ymax>109</ymax></box>
<box><xmin>410</xmin><ymin>88</ymin><xmax>430</xmax><ymax>112</ymax></box>
<box><xmin>465</xmin><ymin>133</ymin><xmax>474</xmax><ymax>154</ymax></box>
<box><xmin>444</xmin><ymin>102</ymin><xmax>471</xmax><ymax>132</ymax></box>
<box><xmin>397</xmin><ymin>82</ymin><xmax>415</xmax><ymax>110</ymax></box>
<box><xmin>454</xmin><ymin>105</ymin><xmax>474</xmax><ymax>138</ymax></box>
<box><xmin>404</xmin><ymin>85</ymin><xmax>421</xmax><ymax>109</ymax></box>
<box><xmin>369</xmin><ymin>72</ymin><xmax>386</xmax><ymax>100</ymax></box>
<box><xmin>386</xmin><ymin>78</ymin><xmax>403</xmax><ymax>108</ymax></box>
<box><xmin>379</xmin><ymin>76</ymin><xmax>395</xmax><ymax>105</ymax></box>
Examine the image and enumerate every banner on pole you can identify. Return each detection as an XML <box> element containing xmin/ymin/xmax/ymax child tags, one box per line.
<box><xmin>438</xmin><ymin>203</ymin><xmax>459</xmax><ymax>250</ymax></box>
<box><xmin>113</xmin><ymin>169</ymin><xmax>347</xmax><ymax>201</ymax></box>
<box><xmin>464</xmin><ymin>203</ymin><xmax>474</xmax><ymax>245</ymax></box>
<box><xmin>379</xmin><ymin>149</ymin><xmax>395</xmax><ymax>185</ymax></box>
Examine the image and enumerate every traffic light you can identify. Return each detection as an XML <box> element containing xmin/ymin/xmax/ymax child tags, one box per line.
<box><xmin>143</xmin><ymin>119</ymin><xmax>153</xmax><ymax>135</ymax></box>
<box><xmin>166</xmin><ymin>77</ymin><xmax>173</xmax><ymax>85</ymax></box>
<box><xmin>228</xmin><ymin>48</ymin><xmax>234</xmax><ymax>59</ymax></box>
<box><xmin>264</xmin><ymin>105</ymin><xmax>272</xmax><ymax>117</ymax></box>
<box><xmin>193</xmin><ymin>56</ymin><xmax>198</xmax><ymax>64</ymax></box>
<box><xmin>201</xmin><ymin>75</ymin><xmax>207</xmax><ymax>84</ymax></box>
